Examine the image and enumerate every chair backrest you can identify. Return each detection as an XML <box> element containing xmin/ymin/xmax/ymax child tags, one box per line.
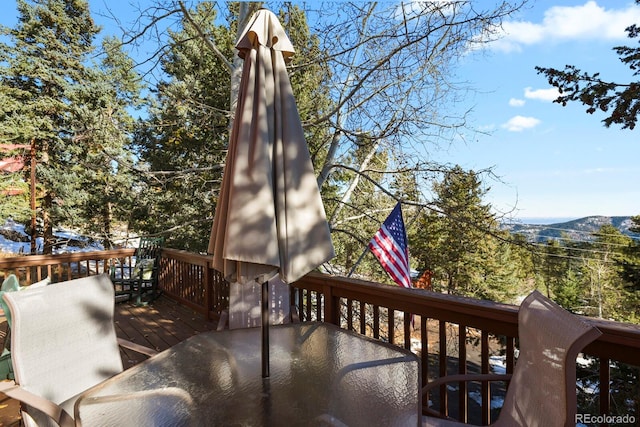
<box><xmin>135</xmin><ymin>237</ymin><xmax>164</xmax><ymax>286</ymax></box>
<box><xmin>136</xmin><ymin>236</ymin><xmax>164</xmax><ymax>260</ymax></box>
<box><xmin>3</xmin><ymin>274</ymin><xmax>123</xmax><ymax>424</ymax></box>
<box><xmin>496</xmin><ymin>290</ymin><xmax>602</xmax><ymax>427</ymax></box>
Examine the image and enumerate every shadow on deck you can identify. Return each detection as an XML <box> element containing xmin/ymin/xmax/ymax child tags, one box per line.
<box><xmin>0</xmin><ymin>295</ymin><xmax>220</xmax><ymax>426</ymax></box>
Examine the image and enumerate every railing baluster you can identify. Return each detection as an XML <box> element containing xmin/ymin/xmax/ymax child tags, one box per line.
<box><xmin>439</xmin><ymin>320</ymin><xmax>448</xmax><ymax>417</ymax></box>
<box><xmin>388</xmin><ymin>308</ymin><xmax>395</xmax><ymax>344</ymax></box>
<box><xmin>599</xmin><ymin>357</ymin><xmax>610</xmax><ymax>420</ymax></box>
<box><xmin>458</xmin><ymin>323</ymin><xmax>467</xmax><ymax>423</ymax></box>
<box><xmin>481</xmin><ymin>331</ymin><xmax>490</xmax><ymax>426</ymax></box>
<box><xmin>373</xmin><ymin>305</ymin><xmax>380</xmax><ymax>339</ymax></box>
<box><xmin>347</xmin><ymin>298</ymin><xmax>354</xmax><ymax>331</ymax></box>
<box><xmin>506</xmin><ymin>337</ymin><xmax>515</xmax><ymax>375</ymax></box>
<box><xmin>403</xmin><ymin>312</ymin><xmax>411</xmax><ymax>350</ymax></box>
<box><xmin>316</xmin><ymin>291</ymin><xmax>322</xmax><ymax>321</ymax></box>
<box><xmin>305</xmin><ymin>290</ymin><xmax>312</xmax><ymax>321</ymax></box>
<box><xmin>421</xmin><ymin>316</ymin><xmax>429</xmax><ymax>386</ymax></box>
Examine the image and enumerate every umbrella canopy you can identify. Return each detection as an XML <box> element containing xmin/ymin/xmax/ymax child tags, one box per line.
<box><xmin>209</xmin><ymin>10</ymin><xmax>334</xmax><ymax>288</ymax></box>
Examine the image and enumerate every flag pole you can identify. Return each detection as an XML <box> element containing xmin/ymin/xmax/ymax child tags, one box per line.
<box><xmin>347</xmin><ymin>246</ymin><xmax>370</xmax><ymax>277</ymax></box>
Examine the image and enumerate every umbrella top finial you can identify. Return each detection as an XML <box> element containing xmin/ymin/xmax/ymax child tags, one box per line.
<box><xmin>236</xmin><ymin>8</ymin><xmax>295</xmax><ymax>60</ymax></box>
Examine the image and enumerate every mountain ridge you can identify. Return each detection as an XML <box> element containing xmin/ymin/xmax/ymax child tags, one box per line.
<box><xmin>501</xmin><ymin>215</ymin><xmax>640</xmax><ymax>243</ymax></box>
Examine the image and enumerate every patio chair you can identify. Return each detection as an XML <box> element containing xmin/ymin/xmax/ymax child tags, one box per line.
<box><xmin>111</xmin><ymin>236</ymin><xmax>164</xmax><ymax>305</ymax></box>
<box><xmin>422</xmin><ymin>290</ymin><xmax>602</xmax><ymax>427</ymax></box>
<box><xmin>0</xmin><ymin>274</ymin><xmax>158</xmax><ymax>427</ymax></box>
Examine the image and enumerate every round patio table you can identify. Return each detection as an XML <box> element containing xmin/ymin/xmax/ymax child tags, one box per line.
<box><xmin>75</xmin><ymin>322</ymin><xmax>421</xmax><ymax>427</ymax></box>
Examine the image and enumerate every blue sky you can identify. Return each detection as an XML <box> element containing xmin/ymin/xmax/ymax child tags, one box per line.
<box><xmin>438</xmin><ymin>1</ymin><xmax>640</xmax><ymax>220</ymax></box>
<box><xmin>2</xmin><ymin>1</ymin><xmax>640</xmax><ymax>221</ymax></box>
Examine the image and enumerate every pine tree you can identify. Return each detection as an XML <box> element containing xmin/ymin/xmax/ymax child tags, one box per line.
<box><xmin>619</xmin><ymin>216</ymin><xmax>640</xmax><ymax>297</ymax></box>
<box><xmin>413</xmin><ymin>166</ymin><xmax>519</xmax><ymax>302</ymax></box>
<box><xmin>540</xmin><ymin>238</ymin><xmax>571</xmax><ymax>298</ymax></box>
<box><xmin>130</xmin><ymin>2</ymin><xmax>234</xmax><ymax>251</ymax></box>
<box><xmin>582</xmin><ymin>224</ymin><xmax>637</xmax><ymax>320</ymax></box>
<box><xmin>72</xmin><ymin>37</ymin><xmax>143</xmax><ymax>248</ymax></box>
<box><xmin>0</xmin><ymin>0</ymin><xmax>138</xmax><ymax>252</ymax></box>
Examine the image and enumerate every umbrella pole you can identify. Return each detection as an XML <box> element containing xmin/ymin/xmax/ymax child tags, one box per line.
<box><xmin>261</xmin><ymin>279</ymin><xmax>270</xmax><ymax>378</ymax></box>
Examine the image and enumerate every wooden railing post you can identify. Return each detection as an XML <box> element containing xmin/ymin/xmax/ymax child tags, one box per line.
<box><xmin>323</xmin><ymin>281</ymin><xmax>339</xmax><ymax>325</ymax></box>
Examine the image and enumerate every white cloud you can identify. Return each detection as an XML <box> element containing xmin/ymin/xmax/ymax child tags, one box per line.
<box><xmin>502</xmin><ymin>115</ymin><xmax>541</xmax><ymax>132</ymax></box>
<box><xmin>491</xmin><ymin>1</ymin><xmax>640</xmax><ymax>52</ymax></box>
<box><xmin>509</xmin><ymin>98</ymin><xmax>525</xmax><ymax>107</ymax></box>
<box><xmin>524</xmin><ymin>87</ymin><xmax>560</xmax><ymax>102</ymax></box>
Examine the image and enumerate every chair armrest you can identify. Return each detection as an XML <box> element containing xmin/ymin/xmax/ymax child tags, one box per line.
<box><xmin>0</xmin><ymin>380</ymin><xmax>75</xmax><ymax>427</ymax></box>
<box><xmin>422</xmin><ymin>373</ymin><xmax>513</xmax><ymax>420</ymax></box>
<box><xmin>422</xmin><ymin>373</ymin><xmax>512</xmax><ymax>396</ymax></box>
<box><xmin>117</xmin><ymin>338</ymin><xmax>158</xmax><ymax>357</ymax></box>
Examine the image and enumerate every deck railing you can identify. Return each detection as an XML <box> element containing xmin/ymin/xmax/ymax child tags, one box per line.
<box><xmin>0</xmin><ymin>248</ymin><xmax>134</xmax><ymax>284</ymax></box>
<box><xmin>157</xmin><ymin>248</ymin><xmax>228</xmax><ymax>318</ymax></box>
<box><xmin>292</xmin><ymin>272</ymin><xmax>640</xmax><ymax>424</ymax></box>
<box><xmin>1</xmin><ymin>249</ymin><xmax>638</xmax><ymax>424</ymax></box>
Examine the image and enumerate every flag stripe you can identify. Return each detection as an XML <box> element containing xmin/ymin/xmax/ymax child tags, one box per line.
<box><xmin>374</xmin><ymin>228</ymin><xmax>409</xmax><ymax>271</ymax></box>
<box><xmin>369</xmin><ymin>241</ymin><xmax>410</xmax><ymax>288</ymax></box>
<box><xmin>368</xmin><ymin>203</ymin><xmax>412</xmax><ymax>289</ymax></box>
<box><xmin>370</xmin><ymin>228</ymin><xmax>409</xmax><ymax>281</ymax></box>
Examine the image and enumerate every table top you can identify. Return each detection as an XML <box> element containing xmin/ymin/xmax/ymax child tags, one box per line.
<box><xmin>75</xmin><ymin>322</ymin><xmax>421</xmax><ymax>427</ymax></box>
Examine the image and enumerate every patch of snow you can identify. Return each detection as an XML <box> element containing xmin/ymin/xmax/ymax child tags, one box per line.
<box><xmin>0</xmin><ymin>219</ymin><xmax>104</xmax><ymax>254</ymax></box>
<box><xmin>489</xmin><ymin>355</ymin><xmax>507</xmax><ymax>374</ymax></box>
<box><xmin>468</xmin><ymin>391</ymin><xmax>504</xmax><ymax>410</ymax></box>
<box><xmin>576</xmin><ymin>354</ymin><xmax>596</xmax><ymax>368</ymax></box>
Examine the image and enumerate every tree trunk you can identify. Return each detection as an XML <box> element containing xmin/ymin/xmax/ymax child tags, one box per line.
<box><xmin>103</xmin><ymin>200</ymin><xmax>114</xmax><ymax>249</ymax></box>
<box><xmin>42</xmin><ymin>193</ymin><xmax>54</xmax><ymax>255</ymax></box>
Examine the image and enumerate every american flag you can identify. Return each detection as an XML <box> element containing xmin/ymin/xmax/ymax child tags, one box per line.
<box><xmin>368</xmin><ymin>203</ymin><xmax>412</xmax><ymax>289</ymax></box>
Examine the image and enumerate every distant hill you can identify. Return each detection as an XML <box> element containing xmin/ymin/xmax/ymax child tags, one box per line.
<box><xmin>501</xmin><ymin>216</ymin><xmax>640</xmax><ymax>243</ymax></box>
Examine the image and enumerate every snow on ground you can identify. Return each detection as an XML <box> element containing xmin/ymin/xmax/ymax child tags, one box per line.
<box><xmin>0</xmin><ymin>219</ymin><xmax>104</xmax><ymax>255</ymax></box>
<box><xmin>468</xmin><ymin>391</ymin><xmax>504</xmax><ymax>410</ymax></box>
<box><xmin>489</xmin><ymin>355</ymin><xmax>507</xmax><ymax>375</ymax></box>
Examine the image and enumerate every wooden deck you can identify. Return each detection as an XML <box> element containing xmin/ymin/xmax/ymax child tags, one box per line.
<box><xmin>0</xmin><ymin>296</ymin><xmax>219</xmax><ymax>426</ymax></box>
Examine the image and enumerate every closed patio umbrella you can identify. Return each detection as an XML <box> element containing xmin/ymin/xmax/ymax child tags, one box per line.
<box><xmin>209</xmin><ymin>8</ymin><xmax>335</xmax><ymax>378</ymax></box>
